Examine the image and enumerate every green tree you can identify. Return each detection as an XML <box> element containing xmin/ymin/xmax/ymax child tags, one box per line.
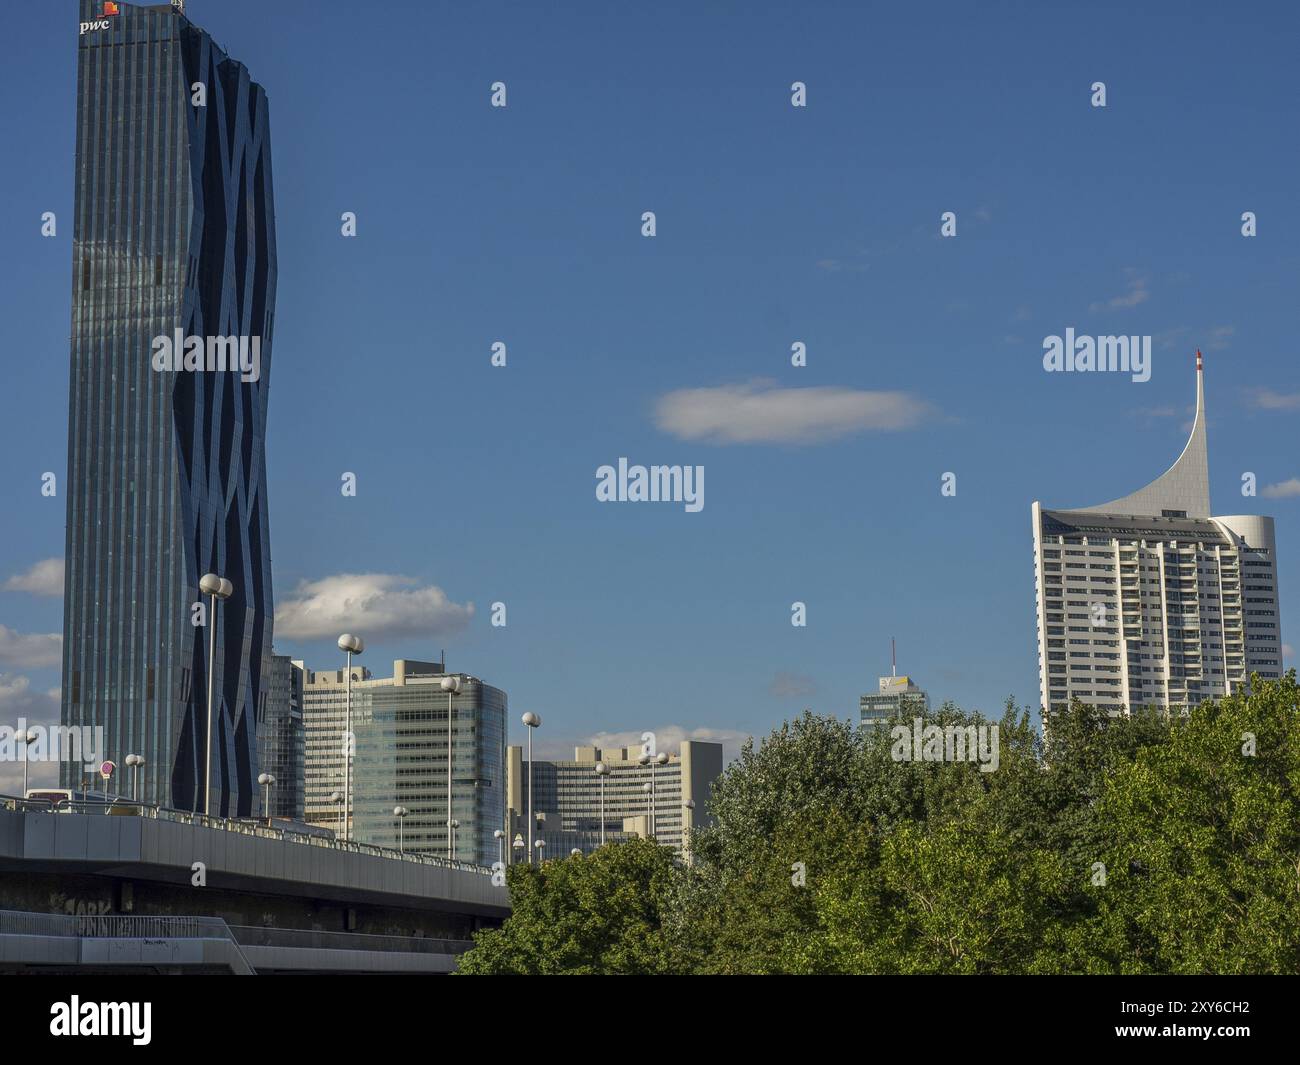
<box><xmin>460</xmin><ymin>675</ymin><xmax>1300</xmax><ymax>975</ymax></box>
<box><xmin>1084</xmin><ymin>672</ymin><xmax>1300</xmax><ymax>974</ymax></box>
<box><xmin>456</xmin><ymin>837</ymin><xmax>683</xmax><ymax>974</ymax></box>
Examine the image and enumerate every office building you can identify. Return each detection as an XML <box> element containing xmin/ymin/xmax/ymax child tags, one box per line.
<box><xmin>507</xmin><ymin>741</ymin><xmax>724</xmax><ymax>860</ymax></box>
<box><xmin>259</xmin><ymin>655</ymin><xmax>305</xmax><ymax>821</ymax></box>
<box><xmin>1031</xmin><ymin>353</ymin><xmax>1283</xmax><ymax>715</ymax></box>
<box><xmin>860</xmin><ymin>673</ymin><xmax>930</xmax><ymax>727</ymax></box>
<box><xmin>303</xmin><ymin>660</ymin><xmax>506</xmax><ymax>867</ymax></box>
<box><xmin>60</xmin><ymin>0</ymin><xmax>278</xmax><ymax>814</ymax></box>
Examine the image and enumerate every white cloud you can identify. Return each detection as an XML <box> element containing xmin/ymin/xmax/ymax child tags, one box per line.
<box><xmin>1261</xmin><ymin>478</ymin><xmax>1300</xmax><ymax>499</ymax></box>
<box><xmin>3</xmin><ymin>558</ymin><xmax>64</xmax><ymax>596</ymax></box>
<box><xmin>1205</xmin><ymin>325</ymin><xmax>1235</xmax><ymax>350</ymax></box>
<box><xmin>0</xmin><ymin>626</ymin><xmax>62</xmax><ymax>669</ymax></box>
<box><xmin>1282</xmin><ymin>643</ymin><xmax>1295</xmax><ymax>660</ymax></box>
<box><xmin>274</xmin><ymin>573</ymin><xmax>474</xmax><ymax>641</ymax></box>
<box><xmin>0</xmin><ymin>674</ymin><xmax>62</xmax><ymax>794</ymax></box>
<box><xmin>1244</xmin><ymin>388</ymin><xmax>1300</xmax><ymax>412</ymax></box>
<box><xmin>654</xmin><ymin>380</ymin><xmax>934</xmax><ymax>445</ymax></box>
<box><xmin>1091</xmin><ymin>271</ymin><xmax>1149</xmax><ymax>312</ymax></box>
<box><xmin>769</xmin><ymin>671</ymin><xmax>818</xmax><ymax>698</ymax></box>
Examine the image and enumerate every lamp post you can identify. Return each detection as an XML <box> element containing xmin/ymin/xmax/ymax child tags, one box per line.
<box><xmin>642</xmin><ymin>781</ymin><xmax>652</xmax><ymax>838</ymax></box>
<box><xmin>534</xmin><ymin>838</ymin><xmax>545</xmax><ymax>862</ymax></box>
<box><xmin>199</xmin><ymin>572</ymin><xmax>232</xmax><ymax>817</ymax></box>
<box><xmin>683</xmin><ymin>797</ymin><xmax>696</xmax><ymax>863</ymax></box>
<box><xmin>494</xmin><ymin>828</ymin><xmax>505</xmax><ymax>867</ymax></box>
<box><xmin>512</xmin><ymin>834</ymin><xmax>525</xmax><ymax>864</ymax></box>
<box><xmin>20</xmin><ymin>728</ymin><xmax>39</xmax><ymax>798</ymax></box>
<box><xmin>330</xmin><ymin>790</ymin><xmax>344</xmax><ymax>839</ymax></box>
<box><xmin>337</xmin><ymin>633</ymin><xmax>364</xmax><ymax>841</ymax></box>
<box><xmin>521</xmin><ymin>712</ymin><xmax>541</xmax><ymax>863</ymax></box>
<box><xmin>125</xmin><ymin>753</ymin><xmax>145</xmax><ymax>803</ymax></box>
<box><xmin>570</xmin><ymin>848</ymin><xmax>582</xmax><ymax>857</ymax></box>
<box><xmin>448</xmin><ymin>818</ymin><xmax>460</xmax><ymax>859</ymax></box>
<box><xmin>258</xmin><ymin>772</ymin><xmax>276</xmax><ymax>826</ymax></box>
<box><xmin>652</xmin><ymin>751</ymin><xmax>668</xmax><ymax>837</ymax></box>
<box><xmin>394</xmin><ymin>806</ymin><xmax>408</xmax><ymax>853</ymax></box>
<box><xmin>441</xmin><ymin>676</ymin><xmax>463</xmax><ymax>859</ymax></box>
<box><xmin>638</xmin><ymin>752</ymin><xmax>650</xmax><ymax>833</ymax></box>
<box><xmin>593</xmin><ymin>761</ymin><xmax>609</xmax><ymax>847</ymax></box>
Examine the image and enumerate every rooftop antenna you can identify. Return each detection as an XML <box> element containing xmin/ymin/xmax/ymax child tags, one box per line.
<box><xmin>891</xmin><ymin>637</ymin><xmax>896</xmax><ymax>678</ymax></box>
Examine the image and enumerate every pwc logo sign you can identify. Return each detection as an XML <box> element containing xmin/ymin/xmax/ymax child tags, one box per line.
<box><xmin>80</xmin><ymin>2</ymin><xmax>120</xmax><ymax>35</ymax></box>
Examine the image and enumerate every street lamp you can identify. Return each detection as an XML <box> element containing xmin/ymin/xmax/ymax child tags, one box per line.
<box><xmin>20</xmin><ymin>728</ymin><xmax>39</xmax><ymax>798</ymax></box>
<box><xmin>394</xmin><ymin>806</ymin><xmax>408</xmax><ymax>853</ymax></box>
<box><xmin>652</xmin><ymin>751</ymin><xmax>668</xmax><ymax>836</ymax></box>
<box><xmin>441</xmin><ymin>676</ymin><xmax>463</xmax><ymax>859</ymax></box>
<box><xmin>534</xmin><ymin>838</ymin><xmax>545</xmax><ymax>861</ymax></box>
<box><xmin>570</xmin><ymin>848</ymin><xmax>582</xmax><ymax>857</ymax></box>
<box><xmin>448</xmin><ymin>818</ymin><xmax>460</xmax><ymax>859</ymax></box>
<box><xmin>494</xmin><ymin>828</ymin><xmax>505</xmax><ymax>867</ymax></box>
<box><xmin>593</xmin><ymin>761</ymin><xmax>610</xmax><ymax>847</ymax></box>
<box><xmin>512</xmin><ymin>833</ymin><xmax>525</xmax><ymax>864</ymax></box>
<box><xmin>330</xmin><ymin>790</ymin><xmax>344</xmax><ymax>839</ymax></box>
<box><xmin>124</xmin><ymin>753</ymin><xmax>145</xmax><ymax>803</ymax></box>
<box><xmin>683</xmin><ymin>797</ymin><xmax>696</xmax><ymax>863</ymax></box>
<box><xmin>337</xmin><ymin>633</ymin><xmax>365</xmax><ymax>841</ymax></box>
<box><xmin>199</xmin><ymin>572</ymin><xmax>232</xmax><ymax>817</ymax></box>
<box><xmin>522</xmin><ymin>712</ymin><xmax>541</xmax><ymax>863</ymax></box>
<box><xmin>125</xmin><ymin>753</ymin><xmax>143</xmax><ymax>803</ymax></box>
<box><xmin>258</xmin><ymin>772</ymin><xmax>276</xmax><ymax>826</ymax></box>
<box><xmin>642</xmin><ymin>781</ymin><xmax>652</xmax><ymax>838</ymax></box>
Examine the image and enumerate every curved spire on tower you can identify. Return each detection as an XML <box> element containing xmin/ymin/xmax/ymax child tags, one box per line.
<box><xmin>1067</xmin><ymin>351</ymin><xmax>1210</xmax><ymax>518</ymax></box>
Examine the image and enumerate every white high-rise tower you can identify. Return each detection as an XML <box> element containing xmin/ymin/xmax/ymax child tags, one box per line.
<box><xmin>1031</xmin><ymin>352</ymin><xmax>1283</xmax><ymax>715</ymax></box>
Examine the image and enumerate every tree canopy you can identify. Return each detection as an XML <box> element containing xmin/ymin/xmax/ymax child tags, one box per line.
<box><xmin>458</xmin><ymin>672</ymin><xmax>1300</xmax><ymax>975</ymax></box>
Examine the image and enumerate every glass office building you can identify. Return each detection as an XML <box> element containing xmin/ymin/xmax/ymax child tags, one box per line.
<box><xmin>61</xmin><ymin>1</ymin><xmax>278</xmax><ymax>814</ymax></box>
<box><xmin>860</xmin><ymin>674</ymin><xmax>931</xmax><ymax>727</ymax></box>
<box><xmin>259</xmin><ymin>656</ymin><xmax>305</xmax><ymax>821</ymax></box>
<box><xmin>303</xmin><ymin>661</ymin><xmax>507</xmax><ymax>867</ymax></box>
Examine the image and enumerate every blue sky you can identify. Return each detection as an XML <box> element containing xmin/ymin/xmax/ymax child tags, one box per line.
<box><xmin>1</xmin><ymin>0</ymin><xmax>1296</xmax><ymax>774</ymax></box>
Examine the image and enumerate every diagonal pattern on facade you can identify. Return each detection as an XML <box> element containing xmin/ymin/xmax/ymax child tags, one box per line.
<box><xmin>62</xmin><ymin>1</ymin><xmax>277</xmax><ymax>815</ymax></box>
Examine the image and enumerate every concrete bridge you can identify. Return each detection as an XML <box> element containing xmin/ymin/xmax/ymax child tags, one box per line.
<box><xmin>0</xmin><ymin>799</ymin><xmax>509</xmax><ymax>974</ymax></box>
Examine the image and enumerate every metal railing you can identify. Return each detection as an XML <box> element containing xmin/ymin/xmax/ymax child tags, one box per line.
<box><xmin>0</xmin><ymin>908</ymin><xmax>236</xmax><ymax>941</ymax></box>
<box><xmin>0</xmin><ymin>794</ymin><xmax>490</xmax><ymax>875</ymax></box>
<box><xmin>228</xmin><ymin>925</ymin><xmax>473</xmax><ymax>955</ymax></box>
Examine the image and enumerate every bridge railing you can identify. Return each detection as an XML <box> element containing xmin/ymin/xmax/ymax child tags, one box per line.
<box><xmin>0</xmin><ymin>908</ymin><xmax>236</xmax><ymax>941</ymax></box>
<box><xmin>0</xmin><ymin>794</ymin><xmax>492</xmax><ymax>875</ymax></box>
<box><xmin>228</xmin><ymin>924</ymin><xmax>474</xmax><ymax>955</ymax></box>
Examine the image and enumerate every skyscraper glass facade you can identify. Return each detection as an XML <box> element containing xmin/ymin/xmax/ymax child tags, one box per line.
<box><xmin>61</xmin><ymin>1</ymin><xmax>277</xmax><ymax>815</ymax></box>
<box><xmin>260</xmin><ymin>656</ymin><xmax>305</xmax><ymax>821</ymax></box>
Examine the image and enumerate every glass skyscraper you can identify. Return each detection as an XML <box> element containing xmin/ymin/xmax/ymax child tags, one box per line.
<box><xmin>61</xmin><ymin>1</ymin><xmax>277</xmax><ymax>815</ymax></box>
<box><xmin>260</xmin><ymin>656</ymin><xmax>306</xmax><ymax>821</ymax></box>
